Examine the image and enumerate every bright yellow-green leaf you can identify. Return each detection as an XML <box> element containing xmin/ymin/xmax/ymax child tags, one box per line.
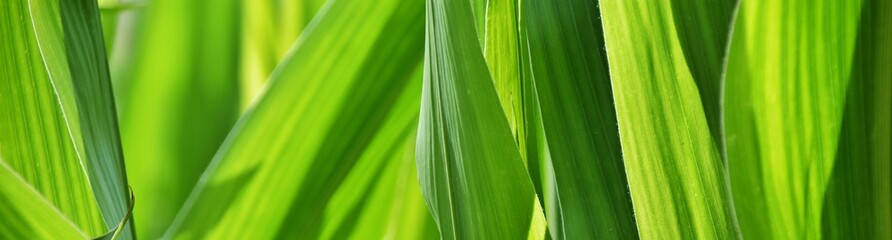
<box><xmin>1</xmin><ymin>0</ymin><xmax>132</xmax><ymax>237</ymax></box>
<box><xmin>724</xmin><ymin>0</ymin><xmax>864</xmax><ymax>238</ymax></box>
<box><xmin>0</xmin><ymin>0</ymin><xmax>105</xmax><ymax>235</ymax></box>
<box><xmin>0</xmin><ymin>161</ymin><xmax>89</xmax><ymax>240</ymax></box>
<box><xmin>240</xmin><ymin>0</ymin><xmax>327</xmax><ymax>107</ymax></box>
<box><xmin>112</xmin><ymin>0</ymin><xmax>241</xmax><ymax>237</ymax></box>
<box><xmin>162</xmin><ymin>0</ymin><xmax>426</xmax><ymax>238</ymax></box>
<box><xmin>599</xmin><ymin>0</ymin><xmax>740</xmax><ymax>238</ymax></box>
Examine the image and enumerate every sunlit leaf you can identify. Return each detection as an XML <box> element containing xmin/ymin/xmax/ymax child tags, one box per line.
<box><xmin>162</xmin><ymin>0</ymin><xmax>426</xmax><ymax>238</ymax></box>
<box><xmin>112</xmin><ymin>0</ymin><xmax>241</xmax><ymax>237</ymax></box>
<box><xmin>724</xmin><ymin>0</ymin><xmax>864</xmax><ymax>238</ymax></box>
<box><xmin>1</xmin><ymin>0</ymin><xmax>132</xmax><ymax>237</ymax></box>
<box><xmin>599</xmin><ymin>0</ymin><xmax>740</xmax><ymax>238</ymax></box>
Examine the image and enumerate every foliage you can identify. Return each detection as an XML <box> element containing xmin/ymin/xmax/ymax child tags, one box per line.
<box><xmin>0</xmin><ymin>0</ymin><xmax>888</xmax><ymax>239</ymax></box>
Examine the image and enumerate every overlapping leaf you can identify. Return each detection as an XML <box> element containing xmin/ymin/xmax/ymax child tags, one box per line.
<box><xmin>724</xmin><ymin>0</ymin><xmax>864</xmax><ymax>238</ymax></box>
<box><xmin>517</xmin><ymin>0</ymin><xmax>639</xmax><ymax>238</ymax></box>
<box><xmin>162</xmin><ymin>0</ymin><xmax>426</xmax><ymax>238</ymax></box>
<box><xmin>821</xmin><ymin>1</ymin><xmax>891</xmax><ymax>237</ymax></box>
<box><xmin>1</xmin><ymin>0</ymin><xmax>131</xmax><ymax>237</ymax></box>
<box><xmin>418</xmin><ymin>0</ymin><xmax>544</xmax><ymax>238</ymax></box>
<box><xmin>0</xmin><ymin>0</ymin><xmax>105</xmax><ymax>235</ymax></box>
<box><xmin>240</xmin><ymin>0</ymin><xmax>327</xmax><ymax>107</ymax></box>
<box><xmin>59</xmin><ymin>0</ymin><xmax>133</xmax><ymax>237</ymax></box>
<box><xmin>599</xmin><ymin>0</ymin><xmax>740</xmax><ymax>238</ymax></box>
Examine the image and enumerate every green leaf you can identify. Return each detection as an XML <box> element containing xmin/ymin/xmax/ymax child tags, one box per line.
<box><xmin>418</xmin><ymin>0</ymin><xmax>544</xmax><ymax>238</ymax></box>
<box><xmin>511</xmin><ymin>0</ymin><xmax>640</xmax><ymax>238</ymax></box>
<box><xmin>240</xmin><ymin>0</ymin><xmax>327</xmax><ymax>107</ymax></box>
<box><xmin>669</xmin><ymin>0</ymin><xmax>737</xmax><ymax>149</ymax></box>
<box><xmin>469</xmin><ymin>0</ymin><xmax>486</xmax><ymax>47</ymax></box>
<box><xmin>0</xmin><ymin>161</ymin><xmax>88</xmax><ymax>240</ymax></box>
<box><xmin>318</xmin><ymin>110</ymin><xmax>438</xmax><ymax>239</ymax></box>
<box><xmin>1</xmin><ymin>0</ymin><xmax>129</xmax><ymax>236</ymax></box>
<box><xmin>483</xmin><ymin>0</ymin><xmax>523</xmax><ymax>154</ymax></box>
<box><xmin>821</xmin><ymin>1</ymin><xmax>892</xmax><ymax>237</ymax></box>
<box><xmin>724</xmin><ymin>0</ymin><xmax>864</xmax><ymax>238</ymax></box>
<box><xmin>599</xmin><ymin>0</ymin><xmax>740</xmax><ymax>238</ymax></box>
<box><xmin>111</xmin><ymin>0</ymin><xmax>241</xmax><ymax>237</ymax></box>
<box><xmin>162</xmin><ymin>0</ymin><xmax>426</xmax><ymax>237</ymax></box>
<box><xmin>58</xmin><ymin>0</ymin><xmax>134</xmax><ymax>237</ymax></box>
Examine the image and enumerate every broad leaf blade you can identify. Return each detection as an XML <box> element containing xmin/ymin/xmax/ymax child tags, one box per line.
<box><xmin>318</xmin><ymin>99</ymin><xmax>438</xmax><ymax>239</ymax></box>
<box><xmin>670</xmin><ymin>0</ymin><xmax>737</xmax><ymax>148</ymax></box>
<box><xmin>822</xmin><ymin>0</ymin><xmax>890</xmax><ymax>238</ymax></box>
<box><xmin>515</xmin><ymin>0</ymin><xmax>640</xmax><ymax>238</ymax></box>
<box><xmin>0</xmin><ymin>161</ymin><xmax>88</xmax><ymax>240</ymax></box>
<box><xmin>163</xmin><ymin>0</ymin><xmax>426</xmax><ymax>238</ymax></box>
<box><xmin>599</xmin><ymin>0</ymin><xmax>740</xmax><ymax>238</ymax></box>
<box><xmin>112</xmin><ymin>0</ymin><xmax>241</xmax><ymax>237</ymax></box>
<box><xmin>419</xmin><ymin>0</ymin><xmax>543</xmax><ymax>238</ymax></box>
<box><xmin>724</xmin><ymin>0</ymin><xmax>864</xmax><ymax>238</ymax></box>
<box><xmin>58</xmin><ymin>0</ymin><xmax>134</xmax><ymax>237</ymax></box>
<box><xmin>1</xmin><ymin>0</ymin><xmax>113</xmax><ymax>236</ymax></box>
<box><xmin>240</xmin><ymin>0</ymin><xmax>327</xmax><ymax>107</ymax></box>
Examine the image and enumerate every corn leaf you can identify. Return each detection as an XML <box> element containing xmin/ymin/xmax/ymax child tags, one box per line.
<box><xmin>510</xmin><ymin>0</ymin><xmax>639</xmax><ymax>238</ymax></box>
<box><xmin>1</xmin><ymin>0</ymin><xmax>131</xmax><ymax>237</ymax></box>
<box><xmin>111</xmin><ymin>0</ymin><xmax>241</xmax><ymax>238</ymax></box>
<box><xmin>240</xmin><ymin>0</ymin><xmax>327</xmax><ymax>107</ymax></box>
<box><xmin>469</xmin><ymin>0</ymin><xmax>486</xmax><ymax>47</ymax></box>
<box><xmin>821</xmin><ymin>1</ymin><xmax>892</xmax><ymax>238</ymax></box>
<box><xmin>318</xmin><ymin>99</ymin><xmax>438</xmax><ymax>239</ymax></box>
<box><xmin>483</xmin><ymin>0</ymin><xmax>523</xmax><ymax>155</ymax></box>
<box><xmin>162</xmin><ymin>0</ymin><xmax>426</xmax><ymax>237</ymax></box>
<box><xmin>58</xmin><ymin>0</ymin><xmax>133</xmax><ymax>237</ymax></box>
<box><xmin>0</xmin><ymin>161</ymin><xmax>88</xmax><ymax>239</ymax></box>
<box><xmin>599</xmin><ymin>0</ymin><xmax>740</xmax><ymax>238</ymax></box>
<box><xmin>724</xmin><ymin>0</ymin><xmax>864</xmax><ymax>238</ymax></box>
<box><xmin>418</xmin><ymin>0</ymin><xmax>544</xmax><ymax>238</ymax></box>
<box><xmin>0</xmin><ymin>0</ymin><xmax>105</xmax><ymax>235</ymax></box>
<box><xmin>669</xmin><ymin>0</ymin><xmax>737</xmax><ymax>148</ymax></box>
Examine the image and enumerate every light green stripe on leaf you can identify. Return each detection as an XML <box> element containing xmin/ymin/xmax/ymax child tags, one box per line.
<box><xmin>724</xmin><ymin>0</ymin><xmax>863</xmax><ymax>239</ymax></box>
<box><xmin>599</xmin><ymin>0</ymin><xmax>740</xmax><ymax>238</ymax></box>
